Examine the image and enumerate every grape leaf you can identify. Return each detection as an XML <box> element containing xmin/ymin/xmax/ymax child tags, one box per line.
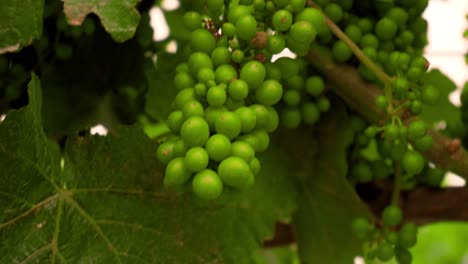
<box><xmin>0</xmin><ymin>75</ymin><xmax>297</xmax><ymax>263</ymax></box>
<box><xmin>0</xmin><ymin>0</ymin><xmax>44</xmax><ymax>54</ymax></box>
<box><xmin>420</xmin><ymin>69</ymin><xmax>462</xmax><ymax>129</ymax></box>
<box><xmin>283</xmin><ymin>103</ymin><xmax>370</xmax><ymax>263</ymax></box>
<box><xmin>61</xmin><ymin>0</ymin><xmax>140</xmax><ymax>42</ymax></box>
<box><xmin>40</xmin><ymin>28</ymin><xmax>148</xmax><ymax>136</ymax></box>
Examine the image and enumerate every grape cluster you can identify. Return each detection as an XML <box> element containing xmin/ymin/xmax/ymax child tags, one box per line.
<box><xmin>352</xmin><ymin>206</ymin><xmax>418</xmax><ymax>264</ymax></box>
<box><xmin>157</xmin><ymin>1</ymin><xmax>333</xmax><ymax>200</ymax></box>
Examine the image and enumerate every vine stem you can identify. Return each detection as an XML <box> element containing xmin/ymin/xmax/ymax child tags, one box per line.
<box><xmin>307</xmin><ymin>0</ymin><xmax>394</xmax><ymax>111</ymax></box>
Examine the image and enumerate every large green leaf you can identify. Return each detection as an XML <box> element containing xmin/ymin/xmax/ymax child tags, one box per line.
<box><xmin>0</xmin><ymin>75</ymin><xmax>297</xmax><ymax>263</ymax></box>
<box><xmin>0</xmin><ymin>0</ymin><xmax>44</xmax><ymax>53</ymax></box>
<box><xmin>420</xmin><ymin>69</ymin><xmax>462</xmax><ymax>129</ymax></box>
<box><xmin>289</xmin><ymin>104</ymin><xmax>371</xmax><ymax>264</ymax></box>
<box><xmin>61</xmin><ymin>0</ymin><xmax>140</xmax><ymax>42</ymax></box>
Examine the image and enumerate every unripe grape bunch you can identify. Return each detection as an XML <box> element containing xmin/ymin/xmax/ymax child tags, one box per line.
<box><xmin>155</xmin><ymin>0</ymin><xmax>446</xmax><ymax>262</ymax></box>
<box><xmin>157</xmin><ymin>1</ymin><xmax>331</xmax><ymax>201</ymax></box>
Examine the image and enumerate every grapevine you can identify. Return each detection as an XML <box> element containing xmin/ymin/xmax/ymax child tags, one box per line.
<box><xmin>1</xmin><ymin>0</ymin><xmax>468</xmax><ymax>263</ymax></box>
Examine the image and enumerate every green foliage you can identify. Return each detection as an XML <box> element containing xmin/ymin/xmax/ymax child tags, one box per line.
<box><xmin>278</xmin><ymin>104</ymin><xmax>371</xmax><ymax>263</ymax></box>
<box><xmin>61</xmin><ymin>0</ymin><xmax>141</xmax><ymax>42</ymax></box>
<box><xmin>0</xmin><ymin>0</ymin><xmax>44</xmax><ymax>53</ymax></box>
<box><xmin>0</xmin><ymin>77</ymin><xmax>297</xmax><ymax>263</ymax></box>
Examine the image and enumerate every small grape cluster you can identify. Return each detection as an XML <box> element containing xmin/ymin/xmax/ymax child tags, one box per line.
<box><xmin>352</xmin><ymin>205</ymin><xmax>418</xmax><ymax>264</ymax></box>
<box><xmin>157</xmin><ymin>1</ymin><xmax>332</xmax><ymax>200</ymax></box>
<box><xmin>53</xmin><ymin>15</ymin><xmax>96</xmax><ymax>61</ymax></box>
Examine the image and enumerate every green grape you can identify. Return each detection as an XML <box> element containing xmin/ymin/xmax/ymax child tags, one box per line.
<box><xmin>421</xmin><ymin>85</ymin><xmax>440</xmax><ymax>105</ymax></box>
<box><xmin>164</xmin><ymin>157</ymin><xmax>192</xmax><ymax>187</ymax></box>
<box><xmin>332</xmin><ymin>40</ymin><xmax>353</xmax><ymax>63</ymax></box>
<box><xmin>402</xmin><ymin>151</ymin><xmax>424</xmax><ymax>175</ymax></box>
<box><xmin>408</xmin><ymin>120</ymin><xmax>427</xmax><ymax>139</ymax></box>
<box><xmin>192</xmin><ymin>169</ymin><xmax>223</xmax><ymax>200</ymax></box>
<box><xmin>189</xmin><ymin>52</ymin><xmax>213</xmax><ymax>75</ymax></box>
<box><xmin>265</xmin><ymin>62</ymin><xmax>282</xmax><ymax>80</ymax></box>
<box><xmin>414</xmin><ymin>135</ymin><xmax>433</xmax><ymax>151</ymax></box>
<box><xmin>425</xmin><ymin>167</ymin><xmax>444</xmax><ymax>187</ymax></box>
<box><xmin>398</xmin><ymin>223</ymin><xmax>418</xmax><ymax>248</ymax></box>
<box><xmin>264</xmin><ymin>107</ymin><xmax>279</xmax><ymax>132</ymax></box>
<box><xmin>376</xmin><ymin>241</ymin><xmax>394</xmax><ymax>261</ymax></box>
<box><xmin>240</xmin><ymin>60</ymin><xmax>266</xmax><ymax>89</ymax></box>
<box><xmin>176</xmin><ymin>63</ymin><xmax>189</xmax><ymax>73</ymax></box>
<box><xmin>205</xmin><ymin>106</ymin><xmax>227</xmax><ymax>131</ymax></box>
<box><xmin>184</xmin><ymin>11</ymin><xmax>202</xmax><ymax>30</ymax></box>
<box><xmin>283</xmin><ymin>89</ymin><xmax>301</xmax><ymax>106</ymax></box>
<box><xmin>385</xmin><ymin>230</ymin><xmax>398</xmax><ymax>244</ymax></box>
<box><xmin>295</xmin><ymin>8</ymin><xmax>326</xmax><ymax>33</ymax></box>
<box><xmin>375</xmin><ymin>95</ymin><xmax>388</xmax><ymax>110</ymax></box>
<box><xmin>205</xmin><ymin>134</ymin><xmax>232</xmax><ymax>161</ymax></box>
<box><xmin>236</xmin><ymin>15</ymin><xmax>257</xmax><ymax>40</ymax></box>
<box><xmin>218</xmin><ymin>156</ymin><xmax>254</xmax><ymax>190</ymax></box>
<box><xmin>215</xmin><ymin>111</ymin><xmax>242</xmax><ymax>139</ymax></box>
<box><xmin>207</xmin><ymin>86</ymin><xmax>227</xmax><ymax>107</ymax></box>
<box><xmin>351</xmin><ymin>217</ymin><xmax>370</xmax><ymax>240</ymax></box>
<box><xmin>288</xmin><ymin>0</ymin><xmax>306</xmax><ymax>12</ymax></box>
<box><xmin>350</xmin><ymin>116</ymin><xmax>366</xmax><ymax>132</ymax></box>
<box><xmin>382</xmin><ymin>205</ymin><xmax>403</xmax><ymax>227</ymax></box>
<box><xmin>384</xmin><ymin>124</ymin><xmax>399</xmax><ymax>140</ymax></box>
<box><xmin>289</xmin><ymin>21</ymin><xmax>316</xmax><ymax>44</ymax></box>
<box><xmin>281</xmin><ymin>108</ymin><xmax>302</xmax><ymax>129</ymax></box>
<box><xmin>393</xmin><ymin>77</ymin><xmax>408</xmax><ymax>95</ymax></box>
<box><xmin>228</xmin><ymin>5</ymin><xmax>253</xmax><ymax>24</ymax></box>
<box><xmin>251</xmin><ymin>129</ymin><xmax>270</xmax><ymax>152</ymax></box>
<box><xmin>351</xmin><ymin>162</ymin><xmax>373</xmax><ymax>182</ymax></box>
<box><xmin>56</xmin><ymin>44</ymin><xmax>73</xmax><ymax>60</ymax></box>
<box><xmin>360</xmin><ymin>34</ymin><xmax>379</xmax><ymax>49</ymax></box>
<box><xmin>197</xmin><ymin>68</ymin><xmax>215</xmax><ymax>84</ymax></box>
<box><xmin>229</xmin><ymin>79</ymin><xmax>249</xmax><ymax>100</ymax></box>
<box><xmin>225</xmin><ymin>97</ymin><xmax>244</xmax><ymax>110</ymax></box>
<box><xmin>357</xmin><ymin>18</ymin><xmax>373</xmax><ymax>34</ymax></box>
<box><xmin>185</xmin><ymin>147</ymin><xmax>209</xmax><ymax>172</ymax></box>
<box><xmin>215</xmin><ymin>64</ymin><xmax>238</xmax><ymax>84</ymax></box>
<box><xmin>365</xmin><ymin>126</ymin><xmax>378</xmax><ymax>138</ymax></box>
<box><xmin>411</xmin><ymin>100</ymin><xmax>423</xmax><ymax>114</ymax></box>
<box><xmin>250</xmin><ymin>158</ymin><xmax>261</xmax><ymax>175</ymax></box>
<box><xmin>167</xmin><ymin>110</ymin><xmax>184</xmax><ymax>133</ymax></box>
<box><xmin>231</xmin><ymin>141</ymin><xmax>255</xmax><ymax>162</ymax></box>
<box><xmin>391</xmin><ymin>141</ymin><xmax>407</xmax><ymax>161</ymax></box>
<box><xmin>395</xmin><ymin>247</ymin><xmax>412</xmax><ymax>264</ymax></box>
<box><xmin>255</xmin><ymin>80</ymin><xmax>283</xmax><ymax>105</ymax></box>
<box><xmin>231</xmin><ymin>49</ymin><xmax>244</xmax><ymax>63</ymax></box>
<box><xmin>181</xmin><ymin>116</ymin><xmax>210</xmax><ymax>147</ymax></box>
<box><xmin>305</xmin><ymin>76</ymin><xmax>325</xmax><ymax>96</ymax></box>
<box><xmin>207</xmin><ymin>0</ymin><xmax>224</xmax><ymax>14</ymax></box>
<box><xmin>190</xmin><ymin>29</ymin><xmax>216</xmax><ymax>54</ymax></box>
<box><xmin>317</xmin><ymin>97</ymin><xmax>330</xmax><ymax>112</ymax></box>
<box><xmin>345</xmin><ymin>24</ymin><xmax>362</xmax><ymax>43</ymax></box>
<box><xmin>301</xmin><ymin>102</ymin><xmax>320</xmax><ymax>124</ymax></box>
<box><xmin>182</xmin><ymin>100</ymin><xmax>204</xmax><ymax>118</ymax></box>
<box><xmin>267</xmin><ymin>34</ymin><xmax>286</xmax><ymax>54</ymax></box>
<box><xmin>324</xmin><ymin>3</ymin><xmax>343</xmax><ymax>23</ymax></box>
<box><xmin>175</xmin><ymin>71</ymin><xmax>196</xmax><ymax>90</ymax></box>
<box><xmin>156</xmin><ymin>141</ymin><xmax>175</xmax><ymax>164</ymax></box>
<box><xmin>285</xmin><ymin>75</ymin><xmax>304</xmax><ymax>90</ymax></box>
<box><xmin>173</xmin><ymin>88</ymin><xmax>195</xmax><ymax>110</ymax></box>
<box><xmin>211</xmin><ymin>46</ymin><xmax>231</xmax><ymax>67</ymax></box>
<box><xmin>274</xmin><ymin>57</ymin><xmax>299</xmax><ymax>79</ymax></box>
<box><xmin>272</xmin><ymin>10</ymin><xmax>293</xmax><ymax>32</ymax></box>
<box><xmin>173</xmin><ymin>139</ymin><xmax>188</xmax><ymax>157</ymax></box>
<box><xmin>240</xmin><ymin>0</ymin><xmax>254</xmax><ymax>5</ymax></box>
<box><xmin>386</xmin><ymin>7</ymin><xmax>408</xmax><ymax>28</ymax></box>
<box><xmin>250</xmin><ymin>104</ymin><xmax>271</xmax><ymax>129</ymax></box>
<box><xmin>235</xmin><ymin>106</ymin><xmax>257</xmax><ymax>132</ymax></box>
<box><xmin>239</xmin><ymin>134</ymin><xmax>260</xmax><ymax>152</ymax></box>
<box><xmin>222</xmin><ymin>22</ymin><xmax>236</xmax><ymax>37</ymax></box>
